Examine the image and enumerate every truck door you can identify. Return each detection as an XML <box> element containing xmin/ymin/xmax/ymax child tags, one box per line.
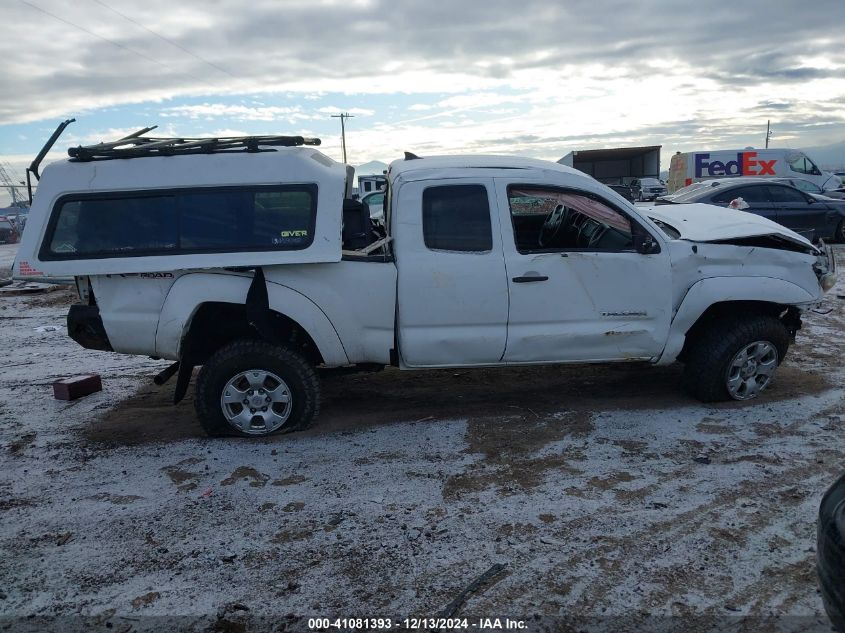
<box><xmin>496</xmin><ymin>181</ymin><xmax>672</xmax><ymax>363</ymax></box>
<box><xmin>393</xmin><ymin>179</ymin><xmax>509</xmax><ymax>367</ymax></box>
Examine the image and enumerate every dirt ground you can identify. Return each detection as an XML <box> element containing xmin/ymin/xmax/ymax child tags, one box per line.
<box><xmin>0</xmin><ymin>242</ymin><xmax>844</xmax><ymax>632</ymax></box>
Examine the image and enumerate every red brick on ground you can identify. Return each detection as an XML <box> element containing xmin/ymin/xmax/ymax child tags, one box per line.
<box><xmin>53</xmin><ymin>374</ymin><xmax>102</xmax><ymax>401</ymax></box>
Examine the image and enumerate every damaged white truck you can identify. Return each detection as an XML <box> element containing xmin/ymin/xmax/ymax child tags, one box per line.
<box><xmin>14</xmin><ymin>129</ymin><xmax>837</xmax><ymax>437</ymax></box>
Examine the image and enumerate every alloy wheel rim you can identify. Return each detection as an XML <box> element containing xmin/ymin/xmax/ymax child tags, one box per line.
<box><xmin>725</xmin><ymin>341</ymin><xmax>778</xmax><ymax>400</ymax></box>
<box><xmin>220</xmin><ymin>369</ymin><xmax>292</xmax><ymax>435</ymax></box>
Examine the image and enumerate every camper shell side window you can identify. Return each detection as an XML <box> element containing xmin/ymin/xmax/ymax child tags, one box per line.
<box><xmin>41</xmin><ymin>184</ymin><xmax>317</xmax><ymax>260</ymax></box>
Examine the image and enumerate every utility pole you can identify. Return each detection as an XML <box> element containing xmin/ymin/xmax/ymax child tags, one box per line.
<box><xmin>331</xmin><ymin>112</ymin><xmax>355</xmax><ymax>163</ymax></box>
<box><xmin>765</xmin><ymin>120</ymin><xmax>772</xmax><ymax>148</ymax></box>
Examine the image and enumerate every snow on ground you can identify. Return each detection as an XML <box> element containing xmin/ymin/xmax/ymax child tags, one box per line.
<box><xmin>0</xmin><ymin>245</ymin><xmax>843</xmax><ymax>632</ymax></box>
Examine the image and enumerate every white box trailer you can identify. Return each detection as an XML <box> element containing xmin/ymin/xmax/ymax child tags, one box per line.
<box><xmin>667</xmin><ymin>148</ymin><xmax>840</xmax><ymax>193</ymax></box>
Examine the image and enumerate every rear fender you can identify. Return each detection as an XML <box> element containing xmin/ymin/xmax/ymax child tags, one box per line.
<box><xmin>155</xmin><ymin>272</ymin><xmax>348</xmax><ymax>365</ymax></box>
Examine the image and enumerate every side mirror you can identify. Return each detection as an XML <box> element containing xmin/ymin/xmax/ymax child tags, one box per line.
<box><xmin>633</xmin><ymin>232</ymin><xmax>660</xmax><ymax>254</ymax></box>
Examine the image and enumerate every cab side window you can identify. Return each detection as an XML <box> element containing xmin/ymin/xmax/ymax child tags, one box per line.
<box><xmin>422</xmin><ymin>184</ymin><xmax>492</xmax><ymax>252</ymax></box>
<box><xmin>508</xmin><ymin>187</ymin><xmax>633</xmax><ymax>252</ymax></box>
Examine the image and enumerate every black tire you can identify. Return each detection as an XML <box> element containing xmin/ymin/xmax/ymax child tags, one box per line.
<box><xmin>682</xmin><ymin>314</ymin><xmax>790</xmax><ymax>402</ymax></box>
<box><xmin>195</xmin><ymin>339</ymin><xmax>320</xmax><ymax>437</ymax></box>
<box><xmin>834</xmin><ymin>219</ymin><xmax>845</xmax><ymax>244</ymax></box>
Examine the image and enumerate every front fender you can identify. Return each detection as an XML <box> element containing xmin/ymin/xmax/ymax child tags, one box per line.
<box><xmin>656</xmin><ymin>276</ymin><xmax>818</xmax><ymax>365</ymax></box>
<box><xmin>155</xmin><ymin>272</ymin><xmax>348</xmax><ymax>365</ymax></box>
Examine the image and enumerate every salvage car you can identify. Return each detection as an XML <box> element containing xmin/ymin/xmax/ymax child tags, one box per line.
<box><xmin>13</xmin><ymin>129</ymin><xmax>837</xmax><ymax>437</ymax></box>
<box><xmin>818</xmin><ymin>472</ymin><xmax>845</xmax><ymax>632</ymax></box>
<box><xmin>606</xmin><ymin>184</ymin><xmax>635</xmax><ymax>202</ymax></box>
<box><xmin>630</xmin><ymin>177</ymin><xmax>667</xmax><ymax>202</ymax></box>
<box><xmin>657</xmin><ymin>178</ymin><xmax>845</xmax><ymax>242</ymax></box>
<box><xmin>0</xmin><ymin>216</ymin><xmax>18</xmax><ymax>244</ymax></box>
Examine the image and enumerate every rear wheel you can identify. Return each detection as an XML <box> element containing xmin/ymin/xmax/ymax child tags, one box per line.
<box><xmin>683</xmin><ymin>315</ymin><xmax>789</xmax><ymax>402</ymax></box>
<box><xmin>195</xmin><ymin>340</ymin><xmax>320</xmax><ymax>437</ymax></box>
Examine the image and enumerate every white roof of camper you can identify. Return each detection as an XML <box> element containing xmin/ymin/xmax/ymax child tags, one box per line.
<box><xmin>39</xmin><ymin>147</ymin><xmax>347</xmax><ymax>191</ymax></box>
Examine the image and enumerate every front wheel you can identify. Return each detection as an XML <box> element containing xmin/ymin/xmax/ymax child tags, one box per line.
<box><xmin>834</xmin><ymin>219</ymin><xmax>845</xmax><ymax>243</ymax></box>
<box><xmin>682</xmin><ymin>315</ymin><xmax>790</xmax><ymax>402</ymax></box>
<box><xmin>195</xmin><ymin>340</ymin><xmax>320</xmax><ymax>437</ymax></box>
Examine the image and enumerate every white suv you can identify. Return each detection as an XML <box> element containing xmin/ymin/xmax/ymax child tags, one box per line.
<box><xmin>631</xmin><ymin>177</ymin><xmax>668</xmax><ymax>202</ymax></box>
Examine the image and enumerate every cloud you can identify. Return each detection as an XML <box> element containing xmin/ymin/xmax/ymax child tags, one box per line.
<box><xmin>316</xmin><ymin>107</ymin><xmax>375</xmax><ymax>117</ymax></box>
<box><xmin>0</xmin><ymin>0</ymin><xmax>843</xmax><ymax>172</ymax></box>
<box><xmin>160</xmin><ymin>103</ymin><xmax>316</xmax><ymax>122</ymax></box>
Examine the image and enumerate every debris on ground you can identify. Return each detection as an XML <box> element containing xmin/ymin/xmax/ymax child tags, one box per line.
<box><xmin>52</xmin><ymin>374</ymin><xmax>103</xmax><ymax>401</ymax></box>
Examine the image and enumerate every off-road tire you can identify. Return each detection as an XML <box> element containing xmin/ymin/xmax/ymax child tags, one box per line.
<box><xmin>195</xmin><ymin>339</ymin><xmax>320</xmax><ymax>437</ymax></box>
<box><xmin>834</xmin><ymin>219</ymin><xmax>845</xmax><ymax>244</ymax></box>
<box><xmin>682</xmin><ymin>314</ymin><xmax>790</xmax><ymax>402</ymax></box>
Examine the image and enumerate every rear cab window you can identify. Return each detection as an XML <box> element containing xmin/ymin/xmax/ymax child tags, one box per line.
<box><xmin>421</xmin><ymin>184</ymin><xmax>492</xmax><ymax>252</ymax></box>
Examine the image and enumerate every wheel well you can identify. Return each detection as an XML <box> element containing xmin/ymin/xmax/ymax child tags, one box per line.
<box><xmin>181</xmin><ymin>302</ymin><xmax>324</xmax><ymax>366</ymax></box>
<box><xmin>678</xmin><ymin>300</ymin><xmax>799</xmax><ymax>362</ymax></box>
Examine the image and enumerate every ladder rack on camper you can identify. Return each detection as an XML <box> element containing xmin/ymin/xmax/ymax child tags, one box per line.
<box><xmin>68</xmin><ymin>126</ymin><xmax>322</xmax><ymax>162</ymax></box>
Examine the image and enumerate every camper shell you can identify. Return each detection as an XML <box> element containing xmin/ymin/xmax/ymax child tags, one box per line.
<box><xmin>15</xmin><ymin>147</ymin><xmax>348</xmax><ymax>278</ymax></box>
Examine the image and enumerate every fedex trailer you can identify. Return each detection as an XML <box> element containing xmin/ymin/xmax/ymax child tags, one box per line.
<box><xmin>667</xmin><ymin>148</ymin><xmax>840</xmax><ymax>193</ymax></box>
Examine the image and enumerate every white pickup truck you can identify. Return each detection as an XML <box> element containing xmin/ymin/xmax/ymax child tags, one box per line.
<box><xmin>14</xmin><ymin>133</ymin><xmax>837</xmax><ymax>437</ymax></box>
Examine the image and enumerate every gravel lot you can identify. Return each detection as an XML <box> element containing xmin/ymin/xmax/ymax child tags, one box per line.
<box><xmin>0</xmin><ymin>241</ymin><xmax>843</xmax><ymax>632</ymax></box>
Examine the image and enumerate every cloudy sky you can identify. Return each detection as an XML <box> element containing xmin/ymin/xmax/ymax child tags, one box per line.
<box><xmin>1</xmin><ymin>0</ymin><xmax>844</xmax><ymax>205</ymax></box>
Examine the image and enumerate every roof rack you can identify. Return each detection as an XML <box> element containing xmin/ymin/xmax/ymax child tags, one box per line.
<box><xmin>68</xmin><ymin>126</ymin><xmax>321</xmax><ymax>162</ymax></box>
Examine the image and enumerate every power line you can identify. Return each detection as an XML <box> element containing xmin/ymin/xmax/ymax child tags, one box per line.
<box><xmin>89</xmin><ymin>0</ymin><xmax>238</xmax><ymax>80</ymax></box>
<box><xmin>18</xmin><ymin>0</ymin><xmax>218</xmax><ymax>89</ymax></box>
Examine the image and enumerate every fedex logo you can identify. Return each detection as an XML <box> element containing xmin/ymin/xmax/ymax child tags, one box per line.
<box><xmin>694</xmin><ymin>152</ymin><xmax>777</xmax><ymax>178</ymax></box>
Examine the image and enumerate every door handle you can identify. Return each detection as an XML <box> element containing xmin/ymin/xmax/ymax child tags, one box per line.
<box><xmin>512</xmin><ymin>275</ymin><xmax>549</xmax><ymax>283</ymax></box>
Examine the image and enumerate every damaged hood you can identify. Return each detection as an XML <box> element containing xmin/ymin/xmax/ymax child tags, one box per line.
<box><xmin>647</xmin><ymin>203</ymin><xmax>815</xmax><ymax>250</ymax></box>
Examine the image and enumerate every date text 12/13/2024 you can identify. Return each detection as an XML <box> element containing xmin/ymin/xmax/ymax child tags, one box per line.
<box><xmin>308</xmin><ymin>617</ymin><xmax>527</xmax><ymax>630</ymax></box>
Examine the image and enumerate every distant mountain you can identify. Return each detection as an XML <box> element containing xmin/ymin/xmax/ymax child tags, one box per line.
<box><xmin>800</xmin><ymin>140</ymin><xmax>845</xmax><ymax>171</ymax></box>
